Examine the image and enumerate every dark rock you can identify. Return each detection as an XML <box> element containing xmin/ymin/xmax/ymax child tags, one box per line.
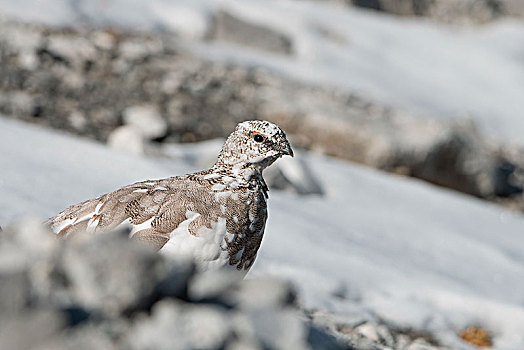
<box><xmin>493</xmin><ymin>161</ymin><xmax>523</xmax><ymax>197</ymax></box>
<box><xmin>308</xmin><ymin>325</ymin><xmax>356</xmax><ymax>350</ymax></box>
<box><xmin>348</xmin><ymin>0</ymin><xmax>524</xmax><ymax>24</ymax></box>
<box><xmin>350</xmin><ymin>0</ymin><xmax>506</xmax><ymax>24</ymax></box>
<box><xmin>410</xmin><ymin>120</ymin><xmax>522</xmax><ymax>199</ymax></box>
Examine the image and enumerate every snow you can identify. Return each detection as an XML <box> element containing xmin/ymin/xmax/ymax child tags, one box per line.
<box><xmin>1</xmin><ymin>116</ymin><xmax>523</xmax><ymax>349</ymax></box>
<box><xmin>2</xmin><ymin>0</ymin><xmax>524</xmax><ymax>145</ymax></box>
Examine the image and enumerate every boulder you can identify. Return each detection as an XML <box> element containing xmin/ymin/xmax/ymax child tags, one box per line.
<box><xmin>122</xmin><ymin>104</ymin><xmax>167</xmax><ymax>140</ymax></box>
<box><xmin>107</xmin><ymin>125</ymin><xmax>147</xmax><ymax>155</ymax></box>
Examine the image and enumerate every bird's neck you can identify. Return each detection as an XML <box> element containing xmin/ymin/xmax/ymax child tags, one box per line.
<box><xmin>211</xmin><ymin>161</ymin><xmax>264</xmax><ymax>184</ymax></box>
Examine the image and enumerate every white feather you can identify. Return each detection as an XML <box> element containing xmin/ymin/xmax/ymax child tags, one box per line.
<box><xmin>160</xmin><ymin>211</ymin><xmax>235</xmax><ymax>272</ymax></box>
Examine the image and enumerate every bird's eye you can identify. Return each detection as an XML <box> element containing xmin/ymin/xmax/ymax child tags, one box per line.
<box><xmin>253</xmin><ymin>133</ymin><xmax>265</xmax><ymax>143</ymax></box>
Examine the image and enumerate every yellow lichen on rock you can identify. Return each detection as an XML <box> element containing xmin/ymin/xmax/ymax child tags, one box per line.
<box><xmin>460</xmin><ymin>326</ymin><xmax>492</xmax><ymax>348</ymax></box>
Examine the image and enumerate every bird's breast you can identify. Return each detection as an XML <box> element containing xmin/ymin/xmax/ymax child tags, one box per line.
<box><xmin>158</xmin><ymin>186</ymin><xmax>267</xmax><ymax>272</ymax></box>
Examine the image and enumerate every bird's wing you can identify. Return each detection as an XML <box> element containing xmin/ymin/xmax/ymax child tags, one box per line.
<box><xmin>46</xmin><ymin>177</ymin><xmax>195</xmax><ymax>250</ymax></box>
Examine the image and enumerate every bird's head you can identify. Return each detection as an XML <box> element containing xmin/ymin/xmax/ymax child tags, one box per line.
<box><xmin>215</xmin><ymin>120</ymin><xmax>293</xmax><ymax>175</ymax></box>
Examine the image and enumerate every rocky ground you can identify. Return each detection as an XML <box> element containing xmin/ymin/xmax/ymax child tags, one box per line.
<box><xmin>1</xmin><ymin>20</ymin><xmax>524</xmax><ymax>211</ymax></box>
<box><xmin>342</xmin><ymin>0</ymin><xmax>524</xmax><ymax>25</ymax></box>
<box><xmin>0</xmin><ymin>220</ymin><xmax>450</xmax><ymax>350</ymax></box>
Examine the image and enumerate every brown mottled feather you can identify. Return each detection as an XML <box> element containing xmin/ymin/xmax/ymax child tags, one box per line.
<box><xmin>46</xmin><ymin>120</ymin><xmax>293</xmax><ymax>272</ymax></box>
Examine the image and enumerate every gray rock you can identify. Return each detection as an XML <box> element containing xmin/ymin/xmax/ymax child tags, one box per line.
<box><xmin>188</xmin><ymin>268</ymin><xmax>242</xmax><ymax>302</ymax></box>
<box><xmin>119</xmin><ymin>37</ymin><xmax>163</xmax><ymax>61</ymax></box>
<box><xmin>232</xmin><ymin>277</ymin><xmax>297</xmax><ymax>309</ymax></box>
<box><xmin>0</xmin><ymin>310</ymin><xmax>65</xmax><ymax>350</ymax></box>
<box><xmin>0</xmin><ymin>219</ymin><xmax>358</xmax><ymax>350</ymax></box>
<box><xmin>241</xmin><ymin>309</ymin><xmax>309</xmax><ymax>349</ymax></box>
<box><xmin>0</xmin><ymin>92</ymin><xmax>35</xmax><ymax>116</ymax></box>
<box><xmin>49</xmin><ymin>230</ymin><xmax>188</xmax><ymax>316</ymax></box>
<box><xmin>501</xmin><ymin>0</ymin><xmax>524</xmax><ymax>16</ymax></box>
<box><xmin>350</xmin><ymin>0</ymin><xmax>504</xmax><ymax>24</ymax></box>
<box><xmin>0</xmin><ymin>266</ymin><xmax>29</xmax><ymax>315</ymax></box>
<box><xmin>308</xmin><ymin>324</ymin><xmax>356</xmax><ymax>350</ymax></box>
<box><xmin>107</xmin><ymin>125</ymin><xmax>147</xmax><ymax>155</ymax></box>
<box><xmin>410</xmin><ymin>119</ymin><xmax>522</xmax><ymax>199</ymax></box>
<box><xmin>354</xmin><ymin>323</ymin><xmax>395</xmax><ymax>348</ymax></box>
<box><xmin>407</xmin><ymin>338</ymin><xmax>440</xmax><ymax>350</ymax></box>
<box><xmin>264</xmin><ymin>153</ymin><xmax>324</xmax><ymax>195</ymax></box>
<box><xmin>46</xmin><ymin>35</ymin><xmax>97</xmax><ymax>68</ymax></box>
<box><xmin>123</xmin><ymin>104</ymin><xmax>167</xmax><ymax>140</ymax></box>
<box><xmin>210</xmin><ymin>9</ymin><xmax>294</xmax><ymax>55</ymax></box>
<box><xmin>350</xmin><ymin>0</ymin><xmax>524</xmax><ymax>24</ymax></box>
<box><xmin>127</xmin><ymin>300</ymin><xmax>231</xmax><ymax>350</ymax></box>
<box><xmin>52</xmin><ymin>324</ymin><xmax>118</xmax><ymax>350</ymax></box>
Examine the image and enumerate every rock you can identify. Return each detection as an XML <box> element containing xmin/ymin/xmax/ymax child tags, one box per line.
<box><xmin>264</xmin><ymin>153</ymin><xmax>324</xmax><ymax>195</ymax></box>
<box><xmin>127</xmin><ymin>300</ymin><xmax>231</xmax><ymax>350</ymax></box>
<box><xmin>122</xmin><ymin>105</ymin><xmax>167</xmax><ymax>140</ymax></box>
<box><xmin>410</xmin><ymin>119</ymin><xmax>522</xmax><ymax>198</ymax></box>
<box><xmin>188</xmin><ymin>268</ymin><xmax>243</xmax><ymax>304</ymax></box>
<box><xmin>0</xmin><ymin>92</ymin><xmax>35</xmax><ymax>117</ymax></box>
<box><xmin>210</xmin><ymin>9</ymin><xmax>294</xmax><ymax>55</ymax></box>
<box><xmin>46</xmin><ymin>35</ymin><xmax>97</xmax><ymax>68</ymax></box>
<box><xmin>308</xmin><ymin>325</ymin><xmax>354</xmax><ymax>350</ymax></box>
<box><xmin>49</xmin><ymin>229</ymin><xmax>189</xmax><ymax>316</ymax></box>
<box><xmin>354</xmin><ymin>323</ymin><xmax>395</xmax><ymax>348</ymax></box>
<box><xmin>232</xmin><ymin>277</ymin><xmax>297</xmax><ymax>309</ymax></box>
<box><xmin>119</xmin><ymin>37</ymin><xmax>163</xmax><ymax>61</ymax></box>
<box><xmin>351</xmin><ymin>0</ymin><xmax>428</xmax><ymax>16</ymax></box>
<box><xmin>190</xmin><ymin>271</ymin><xmax>297</xmax><ymax>309</ymax></box>
<box><xmin>52</xmin><ymin>324</ymin><xmax>118</xmax><ymax>350</ymax></box>
<box><xmin>0</xmin><ymin>310</ymin><xmax>65</xmax><ymax>350</ymax></box>
<box><xmin>407</xmin><ymin>338</ymin><xmax>439</xmax><ymax>350</ymax></box>
<box><xmin>107</xmin><ymin>125</ymin><xmax>147</xmax><ymax>155</ymax></box>
<box><xmin>0</xmin><ymin>219</ymin><xmax>354</xmax><ymax>350</ymax></box>
<box><xmin>501</xmin><ymin>0</ymin><xmax>524</xmax><ymax>16</ymax></box>
<box><xmin>68</xmin><ymin>110</ymin><xmax>88</xmax><ymax>131</ymax></box>
<box><xmin>90</xmin><ymin>31</ymin><xmax>116</xmax><ymax>51</ymax></box>
<box><xmin>349</xmin><ymin>0</ymin><xmax>524</xmax><ymax>24</ymax></box>
<box><xmin>350</xmin><ymin>0</ymin><xmax>501</xmax><ymax>24</ymax></box>
<box><xmin>240</xmin><ymin>309</ymin><xmax>309</xmax><ymax>349</ymax></box>
<box><xmin>0</xmin><ymin>267</ymin><xmax>29</xmax><ymax>315</ymax></box>
<box><xmin>426</xmin><ymin>0</ymin><xmax>501</xmax><ymax>25</ymax></box>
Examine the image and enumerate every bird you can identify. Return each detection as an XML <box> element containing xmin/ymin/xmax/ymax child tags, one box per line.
<box><xmin>46</xmin><ymin>120</ymin><xmax>293</xmax><ymax>274</ymax></box>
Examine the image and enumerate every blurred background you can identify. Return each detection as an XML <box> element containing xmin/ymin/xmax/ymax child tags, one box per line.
<box><xmin>1</xmin><ymin>0</ymin><xmax>524</xmax><ymax>206</ymax></box>
<box><xmin>1</xmin><ymin>1</ymin><xmax>524</xmax><ymax>349</ymax></box>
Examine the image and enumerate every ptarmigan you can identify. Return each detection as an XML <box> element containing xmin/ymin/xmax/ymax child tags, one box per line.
<box><xmin>46</xmin><ymin>120</ymin><xmax>293</xmax><ymax>275</ymax></box>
